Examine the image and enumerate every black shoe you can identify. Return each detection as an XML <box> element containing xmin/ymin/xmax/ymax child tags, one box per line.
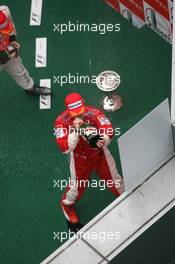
<box><xmin>25</xmin><ymin>85</ymin><xmax>51</xmax><ymax>95</ymax></box>
<box><xmin>66</xmin><ymin>220</ymin><xmax>84</xmax><ymax>233</ymax></box>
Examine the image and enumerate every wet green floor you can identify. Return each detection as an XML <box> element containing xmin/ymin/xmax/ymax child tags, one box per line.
<box><xmin>0</xmin><ymin>0</ymin><xmax>172</xmax><ymax>263</ymax></box>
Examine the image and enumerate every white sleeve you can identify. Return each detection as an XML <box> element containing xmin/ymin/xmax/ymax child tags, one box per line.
<box><xmin>63</xmin><ymin>132</ymin><xmax>79</xmax><ymax>154</ymax></box>
<box><xmin>68</xmin><ymin>132</ymin><xmax>79</xmax><ymax>151</ymax></box>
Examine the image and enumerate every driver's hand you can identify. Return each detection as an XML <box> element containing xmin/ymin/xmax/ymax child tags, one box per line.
<box><xmin>73</xmin><ymin>117</ymin><xmax>84</xmax><ymax>129</ymax></box>
<box><xmin>96</xmin><ymin>139</ymin><xmax>105</xmax><ymax>148</ymax></box>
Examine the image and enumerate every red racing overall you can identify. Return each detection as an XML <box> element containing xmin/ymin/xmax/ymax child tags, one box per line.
<box><xmin>55</xmin><ymin>106</ymin><xmax>124</xmax><ymax>205</ymax></box>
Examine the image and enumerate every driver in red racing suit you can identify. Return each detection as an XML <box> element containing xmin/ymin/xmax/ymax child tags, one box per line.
<box><xmin>54</xmin><ymin>93</ymin><xmax>124</xmax><ymax>224</ymax></box>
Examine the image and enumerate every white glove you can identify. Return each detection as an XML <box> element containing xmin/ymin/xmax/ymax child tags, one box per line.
<box><xmin>6</xmin><ymin>41</ymin><xmax>20</xmax><ymax>59</ymax></box>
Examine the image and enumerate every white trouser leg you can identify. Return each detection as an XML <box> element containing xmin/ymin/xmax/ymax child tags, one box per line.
<box><xmin>3</xmin><ymin>56</ymin><xmax>34</xmax><ymax>90</ymax></box>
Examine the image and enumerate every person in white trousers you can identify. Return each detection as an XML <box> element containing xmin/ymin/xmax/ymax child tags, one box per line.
<box><xmin>0</xmin><ymin>5</ymin><xmax>51</xmax><ymax>95</ymax></box>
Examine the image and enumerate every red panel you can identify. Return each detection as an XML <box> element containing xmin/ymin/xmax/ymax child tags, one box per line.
<box><xmin>144</xmin><ymin>0</ymin><xmax>170</xmax><ymax>20</ymax></box>
<box><xmin>119</xmin><ymin>0</ymin><xmax>145</xmax><ymax>21</ymax></box>
<box><xmin>105</xmin><ymin>0</ymin><xmax>120</xmax><ymax>12</ymax></box>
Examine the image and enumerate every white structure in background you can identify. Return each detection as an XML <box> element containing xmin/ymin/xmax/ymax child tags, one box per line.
<box><xmin>30</xmin><ymin>0</ymin><xmax>43</xmax><ymax>26</ymax></box>
<box><xmin>118</xmin><ymin>99</ymin><xmax>174</xmax><ymax>191</ymax></box>
<box><xmin>40</xmin><ymin>79</ymin><xmax>51</xmax><ymax>110</ymax></box>
<box><xmin>35</xmin><ymin>38</ymin><xmax>47</xmax><ymax>68</ymax></box>
<box><xmin>171</xmin><ymin>0</ymin><xmax>175</xmax><ymax>125</ymax></box>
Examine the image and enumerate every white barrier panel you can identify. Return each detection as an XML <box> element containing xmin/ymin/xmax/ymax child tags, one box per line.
<box><xmin>171</xmin><ymin>1</ymin><xmax>175</xmax><ymax>124</ymax></box>
<box><xmin>39</xmin><ymin>79</ymin><xmax>51</xmax><ymax>110</ymax></box>
<box><xmin>118</xmin><ymin>99</ymin><xmax>174</xmax><ymax>191</ymax></box>
<box><xmin>30</xmin><ymin>0</ymin><xmax>43</xmax><ymax>26</ymax></box>
<box><xmin>35</xmin><ymin>38</ymin><xmax>47</xmax><ymax>68</ymax></box>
